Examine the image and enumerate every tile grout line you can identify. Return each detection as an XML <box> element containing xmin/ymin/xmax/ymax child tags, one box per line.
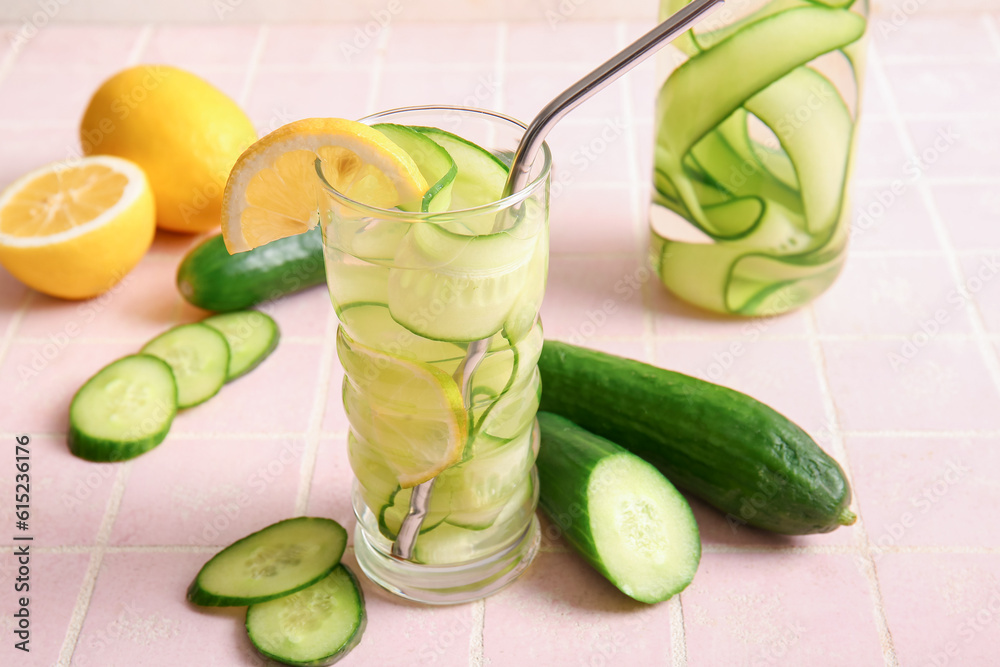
<box><xmin>871</xmin><ymin>45</ymin><xmax>1000</xmax><ymax>398</ymax></box>
<box><xmin>237</xmin><ymin>23</ymin><xmax>269</xmax><ymax>109</ymax></box>
<box><xmin>667</xmin><ymin>595</ymin><xmax>688</xmax><ymax>667</ymax></box>
<box><xmin>493</xmin><ymin>21</ymin><xmax>507</xmax><ymax>115</ymax></box>
<box><xmin>293</xmin><ymin>309</ymin><xmax>339</xmax><ymax>515</ymax></box>
<box><xmin>363</xmin><ymin>23</ymin><xmax>390</xmax><ymax>115</ymax></box>
<box><xmin>615</xmin><ymin>20</ymin><xmax>658</xmax><ymax>364</ymax></box>
<box><xmin>56</xmin><ymin>462</ymin><xmax>134</xmax><ymax>666</ymax></box>
<box><xmin>124</xmin><ymin>24</ymin><xmax>153</xmax><ymax>66</ymax></box>
<box><xmin>469</xmin><ymin>599</ymin><xmax>486</xmax><ymax>667</ymax></box>
<box><xmin>0</xmin><ymin>291</ymin><xmax>34</xmax><ymax>373</ymax></box>
<box><xmin>804</xmin><ymin>306</ymin><xmax>898</xmax><ymax>666</ymax></box>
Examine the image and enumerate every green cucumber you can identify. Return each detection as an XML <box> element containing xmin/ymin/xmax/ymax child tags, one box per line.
<box><xmin>245</xmin><ymin>564</ymin><xmax>365</xmax><ymax>667</ymax></box>
<box><xmin>177</xmin><ymin>227</ymin><xmax>325</xmax><ymax>312</ymax></box>
<box><xmin>68</xmin><ymin>354</ymin><xmax>178</xmax><ymax>462</ymax></box>
<box><xmin>373</xmin><ymin>123</ymin><xmax>456</xmax><ymax>213</ymax></box>
<box><xmin>537</xmin><ymin>341</ymin><xmax>856</xmax><ymax>535</ymax></box>
<box><xmin>187</xmin><ymin>517</ymin><xmax>347</xmax><ymax>607</ymax></box>
<box><xmin>378</xmin><ymin>485</ymin><xmax>448</xmax><ymax>540</ymax></box>
<box><xmin>412</xmin><ymin>126</ymin><xmax>509</xmax><ymax>213</ymax></box>
<box><xmin>536</xmin><ymin>412</ymin><xmax>700</xmax><ymax>604</ymax></box>
<box><xmin>141</xmin><ymin>323</ymin><xmax>230</xmax><ymax>408</ymax></box>
<box><xmin>202</xmin><ymin>310</ymin><xmax>280</xmax><ymax>381</ymax></box>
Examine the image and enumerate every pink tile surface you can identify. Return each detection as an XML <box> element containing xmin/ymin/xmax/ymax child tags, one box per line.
<box><xmin>906</xmin><ymin>118</ymin><xmax>1000</xmax><ymax>178</ymax></box>
<box><xmin>0</xmin><ymin>15</ymin><xmax>998</xmax><ymax>666</ymax></box>
<box><xmin>16</xmin><ymin>257</ymin><xmax>182</xmax><ymax>342</ymax></box>
<box><xmin>261</xmin><ymin>24</ymin><xmax>382</xmax><ymax>68</ymax></box>
<box><xmin>484</xmin><ymin>550</ymin><xmax>673</xmax><ymax>666</ymax></box>
<box><xmin>170</xmin><ymin>341</ymin><xmax>323</xmax><ymax>434</ymax></box>
<box><xmin>934</xmin><ymin>184</ymin><xmax>1000</xmax><ymax>250</ymax></box>
<box><xmin>683</xmin><ymin>553</ymin><xmax>884</xmax><ymax>666</ymax></box>
<box><xmin>813</xmin><ymin>255</ymin><xmax>973</xmax><ymax>336</ymax></box>
<box><xmin>111</xmin><ymin>437</ymin><xmax>303</xmax><ymax>546</ymax></box>
<box><xmin>822</xmin><ymin>339</ymin><xmax>1000</xmax><ymax>431</ymax></box>
<box><xmin>0</xmin><ymin>552</ymin><xmax>90</xmax><ymax>667</ymax></box>
<box><xmin>849</xmin><ymin>182</ymin><xmax>940</xmax><ymax>252</ymax></box>
<box><xmin>540</xmin><ymin>255</ymin><xmax>647</xmax><ymax>340</ymax></box>
<box><xmin>246</xmin><ymin>67</ymin><xmax>372</xmax><ymax>125</ymax></box>
<box><xmin>884</xmin><ymin>62</ymin><xmax>1000</xmax><ymax>116</ymax></box>
<box><xmin>655</xmin><ymin>339</ymin><xmax>829</xmax><ymax>435</ymax></box>
<box><xmin>874</xmin><ymin>15</ymin><xmax>997</xmax><ymax>59</ymax></box>
<box><xmin>0</xmin><ymin>435</ymin><xmax>119</xmax><ymax>547</ymax></box>
<box><xmin>0</xmin><ymin>341</ymin><xmax>135</xmax><ymax>433</ymax></box>
<box><xmin>549</xmin><ymin>184</ymin><xmax>638</xmax><ymax>255</ymax></box>
<box><xmin>385</xmin><ymin>22</ymin><xmax>497</xmax><ymax>66</ymax></box>
<box><xmin>72</xmin><ymin>551</ymin><xmax>265</xmax><ymax>667</ymax></box>
<box><xmin>847</xmin><ymin>435</ymin><xmax>1000</xmax><ymax>549</ymax></box>
<box><xmin>12</xmin><ymin>25</ymin><xmax>142</xmax><ymax>68</ymax></box>
<box><xmin>879</xmin><ymin>553</ymin><xmax>1000</xmax><ymax>667</ymax></box>
<box><xmin>140</xmin><ymin>25</ymin><xmax>261</xmax><ymax>68</ymax></box>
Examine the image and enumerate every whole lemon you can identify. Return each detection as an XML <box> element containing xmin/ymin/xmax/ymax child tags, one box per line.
<box><xmin>80</xmin><ymin>65</ymin><xmax>257</xmax><ymax>234</ymax></box>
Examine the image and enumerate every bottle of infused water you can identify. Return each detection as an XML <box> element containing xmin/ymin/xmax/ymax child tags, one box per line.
<box><xmin>650</xmin><ymin>0</ymin><xmax>869</xmax><ymax>316</ymax></box>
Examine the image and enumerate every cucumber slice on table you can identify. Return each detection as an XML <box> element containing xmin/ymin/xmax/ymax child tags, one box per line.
<box><xmin>141</xmin><ymin>323</ymin><xmax>230</xmax><ymax>408</ymax></box>
<box><xmin>202</xmin><ymin>310</ymin><xmax>280</xmax><ymax>381</ymax></box>
<box><xmin>68</xmin><ymin>354</ymin><xmax>178</xmax><ymax>462</ymax></box>
<box><xmin>187</xmin><ymin>517</ymin><xmax>348</xmax><ymax>607</ymax></box>
<box><xmin>373</xmin><ymin>123</ymin><xmax>456</xmax><ymax>213</ymax></box>
<box><xmin>536</xmin><ymin>412</ymin><xmax>701</xmax><ymax>604</ymax></box>
<box><xmin>246</xmin><ymin>564</ymin><xmax>366</xmax><ymax>667</ymax></box>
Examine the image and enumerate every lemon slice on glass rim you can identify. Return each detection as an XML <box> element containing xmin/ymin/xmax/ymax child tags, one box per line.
<box><xmin>220</xmin><ymin>117</ymin><xmax>427</xmax><ymax>253</ymax></box>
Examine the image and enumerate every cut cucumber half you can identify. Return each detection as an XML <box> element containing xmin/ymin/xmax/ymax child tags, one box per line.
<box><xmin>246</xmin><ymin>564</ymin><xmax>365</xmax><ymax>667</ymax></box>
<box><xmin>141</xmin><ymin>323</ymin><xmax>230</xmax><ymax>408</ymax></box>
<box><xmin>374</xmin><ymin>123</ymin><xmax>456</xmax><ymax>213</ymax></box>
<box><xmin>187</xmin><ymin>517</ymin><xmax>348</xmax><ymax>607</ymax></box>
<box><xmin>202</xmin><ymin>310</ymin><xmax>280</xmax><ymax>382</ymax></box>
<box><xmin>536</xmin><ymin>412</ymin><xmax>701</xmax><ymax>604</ymax></box>
<box><xmin>68</xmin><ymin>354</ymin><xmax>178</xmax><ymax>462</ymax></box>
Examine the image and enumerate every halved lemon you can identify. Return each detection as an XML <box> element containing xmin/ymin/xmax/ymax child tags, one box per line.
<box><xmin>338</xmin><ymin>335</ymin><xmax>467</xmax><ymax>487</ymax></box>
<box><xmin>221</xmin><ymin>118</ymin><xmax>428</xmax><ymax>254</ymax></box>
<box><xmin>0</xmin><ymin>155</ymin><xmax>155</xmax><ymax>299</ymax></box>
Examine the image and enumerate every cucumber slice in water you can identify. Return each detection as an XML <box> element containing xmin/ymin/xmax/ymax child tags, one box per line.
<box><xmin>202</xmin><ymin>310</ymin><xmax>280</xmax><ymax>381</ymax></box>
<box><xmin>246</xmin><ymin>564</ymin><xmax>365</xmax><ymax>667</ymax></box>
<box><xmin>187</xmin><ymin>517</ymin><xmax>347</xmax><ymax>607</ymax></box>
<box><xmin>374</xmin><ymin>123</ymin><xmax>456</xmax><ymax>213</ymax></box>
<box><xmin>141</xmin><ymin>323</ymin><xmax>230</xmax><ymax>408</ymax></box>
<box><xmin>412</xmin><ymin>126</ymin><xmax>508</xmax><ymax>214</ymax></box>
<box><xmin>378</xmin><ymin>485</ymin><xmax>449</xmax><ymax>540</ymax></box>
<box><xmin>68</xmin><ymin>354</ymin><xmax>178</xmax><ymax>462</ymax></box>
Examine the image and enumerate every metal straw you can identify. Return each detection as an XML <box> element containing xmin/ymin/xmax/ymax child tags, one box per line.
<box><xmin>391</xmin><ymin>0</ymin><xmax>725</xmax><ymax>561</ymax></box>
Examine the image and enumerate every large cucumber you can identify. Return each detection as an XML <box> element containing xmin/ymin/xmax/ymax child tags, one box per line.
<box><xmin>536</xmin><ymin>412</ymin><xmax>700</xmax><ymax>603</ymax></box>
<box><xmin>177</xmin><ymin>227</ymin><xmax>325</xmax><ymax>312</ymax></box>
<box><xmin>537</xmin><ymin>341</ymin><xmax>856</xmax><ymax>535</ymax></box>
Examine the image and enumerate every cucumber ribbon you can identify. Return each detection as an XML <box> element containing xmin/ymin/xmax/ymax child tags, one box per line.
<box><xmin>653</xmin><ymin>0</ymin><xmax>867</xmax><ymax>314</ymax></box>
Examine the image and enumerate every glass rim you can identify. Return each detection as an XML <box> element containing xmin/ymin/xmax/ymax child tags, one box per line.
<box><xmin>317</xmin><ymin>105</ymin><xmax>552</xmax><ymax>222</ymax></box>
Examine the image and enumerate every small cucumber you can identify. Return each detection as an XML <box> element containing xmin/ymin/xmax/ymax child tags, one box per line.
<box><xmin>246</xmin><ymin>564</ymin><xmax>366</xmax><ymax>667</ymax></box>
<box><xmin>537</xmin><ymin>341</ymin><xmax>856</xmax><ymax>535</ymax></box>
<box><xmin>202</xmin><ymin>310</ymin><xmax>280</xmax><ymax>381</ymax></box>
<box><xmin>187</xmin><ymin>517</ymin><xmax>348</xmax><ymax>607</ymax></box>
<box><xmin>177</xmin><ymin>227</ymin><xmax>325</xmax><ymax>313</ymax></box>
<box><xmin>68</xmin><ymin>354</ymin><xmax>178</xmax><ymax>462</ymax></box>
<box><xmin>141</xmin><ymin>323</ymin><xmax>229</xmax><ymax>408</ymax></box>
<box><xmin>536</xmin><ymin>412</ymin><xmax>700</xmax><ymax>604</ymax></box>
